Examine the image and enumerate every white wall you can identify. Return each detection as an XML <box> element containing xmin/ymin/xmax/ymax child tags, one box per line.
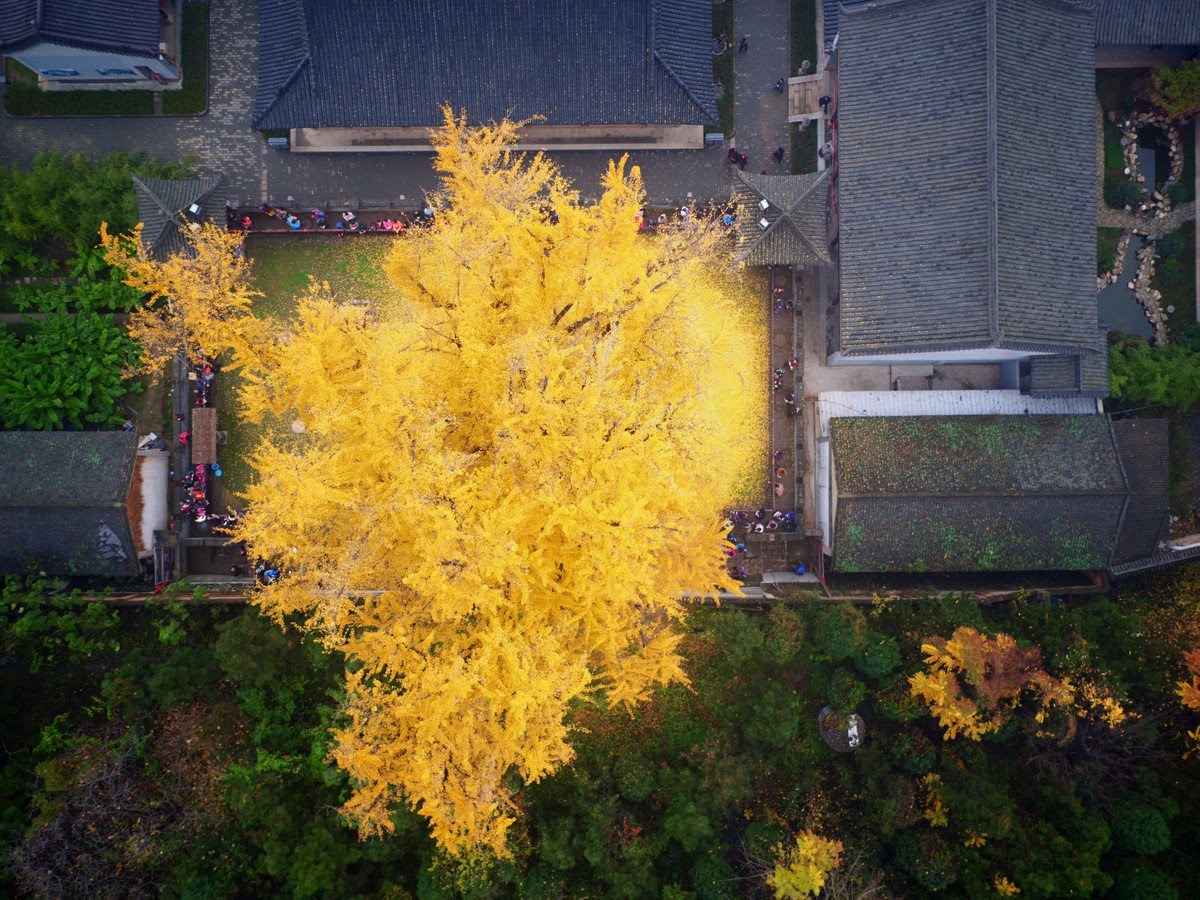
<box><xmin>13</xmin><ymin>42</ymin><xmax>177</xmax><ymax>82</ymax></box>
<box><xmin>828</xmin><ymin>347</ymin><xmax>1048</xmax><ymax>365</ymax></box>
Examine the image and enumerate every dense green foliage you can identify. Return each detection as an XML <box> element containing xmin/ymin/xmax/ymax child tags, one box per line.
<box><xmin>4</xmin><ymin>573</ymin><xmax>1200</xmax><ymax>896</ymax></box>
<box><xmin>0</xmin><ymin>248</ymin><xmax>143</xmax><ymax>429</ymax></box>
<box><xmin>0</xmin><ymin>150</ymin><xmax>192</xmax><ymax>277</ymax></box>
<box><xmin>1150</xmin><ymin>58</ymin><xmax>1200</xmax><ymax>120</ymax></box>
<box><xmin>1109</xmin><ymin>334</ymin><xmax>1200</xmax><ymax>412</ymax></box>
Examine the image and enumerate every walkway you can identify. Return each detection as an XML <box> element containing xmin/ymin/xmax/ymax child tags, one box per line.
<box><xmin>0</xmin><ymin>0</ymin><xmax>262</xmax><ymax>206</ymax></box>
<box><xmin>732</xmin><ymin>0</ymin><xmax>793</xmax><ymax>173</ymax></box>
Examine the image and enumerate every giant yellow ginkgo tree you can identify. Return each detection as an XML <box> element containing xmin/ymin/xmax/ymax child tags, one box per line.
<box><xmin>118</xmin><ymin>110</ymin><xmax>761</xmax><ymax>854</ymax></box>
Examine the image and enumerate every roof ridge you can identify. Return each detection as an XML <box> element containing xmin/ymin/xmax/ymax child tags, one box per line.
<box><xmin>129</xmin><ymin>173</ymin><xmax>186</xmax><ymax>241</ymax></box>
<box><xmin>652</xmin><ymin>49</ymin><xmax>715</xmax><ymax>124</ymax></box>
<box><xmin>253</xmin><ymin>55</ymin><xmax>311</xmax><ymax>130</ymax></box>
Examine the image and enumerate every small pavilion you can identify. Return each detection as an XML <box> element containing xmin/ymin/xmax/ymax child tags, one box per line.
<box><xmin>732</xmin><ymin>170</ymin><xmax>830</xmax><ymax>268</ymax></box>
<box><xmin>130</xmin><ymin>174</ymin><xmax>221</xmax><ymax>261</ymax></box>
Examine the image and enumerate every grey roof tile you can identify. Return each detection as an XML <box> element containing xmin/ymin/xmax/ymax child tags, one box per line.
<box><xmin>1110</xmin><ymin>418</ymin><xmax>1170</xmax><ymax>563</ymax></box>
<box><xmin>1095</xmin><ymin>0</ymin><xmax>1200</xmax><ymax>46</ymax></box>
<box><xmin>0</xmin><ymin>432</ymin><xmax>140</xmax><ymax>577</ymax></box>
<box><xmin>131</xmin><ymin>174</ymin><xmax>222</xmax><ymax>262</ymax></box>
<box><xmin>830</xmin><ymin>414</ymin><xmax>1131</xmax><ymax>572</ymax></box>
<box><xmin>1</xmin><ymin>0</ymin><xmax>159</xmax><ymax>56</ymax></box>
<box><xmin>834</xmin><ymin>0</ymin><xmax>1099</xmax><ymax>357</ymax></box>
<box><xmin>253</xmin><ymin>0</ymin><xmax>717</xmax><ymax>131</ymax></box>
<box><xmin>733</xmin><ymin>170</ymin><xmax>831</xmax><ymax>268</ymax></box>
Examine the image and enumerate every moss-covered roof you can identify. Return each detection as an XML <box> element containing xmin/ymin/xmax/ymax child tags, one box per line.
<box><xmin>832</xmin><ymin>415</ymin><xmax>1123</xmax><ymax>496</ymax></box>
<box><xmin>830</xmin><ymin>415</ymin><xmax>1129</xmax><ymax>573</ymax></box>
<box><xmin>0</xmin><ymin>431</ymin><xmax>140</xmax><ymax>576</ymax></box>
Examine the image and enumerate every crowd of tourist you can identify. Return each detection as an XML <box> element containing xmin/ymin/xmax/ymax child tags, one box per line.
<box><xmin>225</xmin><ymin>203</ymin><xmax>438</xmax><ymax>234</ymax></box>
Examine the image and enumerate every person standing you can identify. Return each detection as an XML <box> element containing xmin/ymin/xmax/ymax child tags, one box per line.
<box><xmin>738</xmin><ymin>35</ymin><xmax>748</xmax><ymax>54</ymax></box>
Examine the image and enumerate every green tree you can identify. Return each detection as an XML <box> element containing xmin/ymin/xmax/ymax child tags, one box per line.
<box><xmin>1149</xmin><ymin>58</ymin><xmax>1200</xmax><ymax>120</ymax></box>
<box><xmin>1109</xmin><ymin>337</ymin><xmax>1200</xmax><ymax>412</ymax></box>
<box><xmin>0</xmin><ymin>150</ymin><xmax>192</xmax><ymax>275</ymax></box>
<box><xmin>0</xmin><ymin>266</ymin><xmax>143</xmax><ymax>429</ymax></box>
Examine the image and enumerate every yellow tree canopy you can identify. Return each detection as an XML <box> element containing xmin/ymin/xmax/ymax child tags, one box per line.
<box><xmin>232</xmin><ymin>111</ymin><xmax>760</xmax><ymax>853</ymax></box>
<box><xmin>768</xmin><ymin>829</ymin><xmax>845</xmax><ymax>899</ymax></box>
<box><xmin>99</xmin><ymin>221</ymin><xmax>262</xmax><ymax>374</ymax></box>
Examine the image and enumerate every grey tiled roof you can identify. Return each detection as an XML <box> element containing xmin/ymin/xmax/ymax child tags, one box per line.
<box><xmin>733</xmin><ymin>170</ymin><xmax>831</xmax><ymax>268</ymax></box>
<box><xmin>1110</xmin><ymin>418</ymin><xmax>1170</xmax><ymax>564</ymax></box>
<box><xmin>1028</xmin><ymin>338</ymin><xmax>1109</xmax><ymax>399</ymax></box>
<box><xmin>0</xmin><ymin>432</ymin><xmax>140</xmax><ymax>577</ymax></box>
<box><xmin>131</xmin><ymin>174</ymin><xmax>221</xmax><ymax>262</ymax></box>
<box><xmin>1095</xmin><ymin>0</ymin><xmax>1200</xmax><ymax>46</ymax></box>
<box><xmin>834</xmin><ymin>0</ymin><xmax>1098</xmax><ymax>357</ymax></box>
<box><xmin>830</xmin><ymin>414</ymin><xmax>1130</xmax><ymax>572</ymax></box>
<box><xmin>829</xmin><ymin>0</ymin><xmax>1200</xmax><ymax>49</ymax></box>
<box><xmin>0</xmin><ymin>0</ymin><xmax>159</xmax><ymax>56</ymax></box>
<box><xmin>253</xmin><ymin>0</ymin><xmax>718</xmax><ymax>130</ymax></box>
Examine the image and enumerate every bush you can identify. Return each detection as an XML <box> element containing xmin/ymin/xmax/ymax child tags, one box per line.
<box><xmin>741</xmin><ymin>820</ymin><xmax>787</xmax><ymax>861</ymax></box>
<box><xmin>888</xmin><ymin>729</ymin><xmax>936</xmax><ymax>776</ymax></box>
<box><xmin>855</xmin><ymin>632</ymin><xmax>901</xmax><ymax>679</ymax></box>
<box><xmin>893</xmin><ymin>828</ymin><xmax>958</xmax><ymax>892</ymax></box>
<box><xmin>876</xmin><ymin>675</ymin><xmax>927</xmax><ymax>723</ymax></box>
<box><xmin>1159</xmin><ymin>257</ymin><xmax>1185</xmax><ymax>289</ymax></box>
<box><xmin>813</xmin><ymin>603</ymin><xmax>868</xmax><ymax>659</ymax></box>
<box><xmin>1107</xmin><ymin>177</ymin><xmax>1141</xmax><ymax>208</ymax></box>
<box><xmin>1149</xmin><ymin>58</ymin><xmax>1200</xmax><ymax>120</ymax></box>
<box><xmin>1110</xmin><ymin>860</ymin><xmax>1178</xmax><ymax>900</ymax></box>
<box><xmin>162</xmin><ymin>4</ymin><xmax>208</xmax><ymax>115</ymax></box>
<box><xmin>1176</xmin><ymin>321</ymin><xmax>1200</xmax><ymax>353</ymax></box>
<box><xmin>827</xmin><ymin>667</ymin><xmax>867</xmax><ymax>711</ymax></box>
<box><xmin>741</xmin><ymin>681</ymin><xmax>801</xmax><ymax>749</ymax></box>
<box><xmin>612</xmin><ymin>753</ymin><xmax>656</xmax><ymax>803</ymax></box>
<box><xmin>1110</xmin><ymin>803</ymin><xmax>1172</xmax><ymax>855</ymax></box>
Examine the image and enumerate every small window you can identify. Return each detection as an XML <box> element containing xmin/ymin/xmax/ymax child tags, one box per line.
<box><xmin>97</xmin><ymin>67</ymin><xmax>136</xmax><ymax>76</ymax></box>
<box><xmin>40</xmin><ymin>68</ymin><xmax>79</xmax><ymax>77</ymax></box>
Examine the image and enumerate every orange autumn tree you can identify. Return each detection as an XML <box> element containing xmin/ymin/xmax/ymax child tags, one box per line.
<box><xmin>909</xmin><ymin>627</ymin><xmax>1073</xmax><ymax>741</ymax></box>
<box><xmin>1178</xmin><ymin>648</ymin><xmax>1200</xmax><ymax>754</ymax></box>
<box><xmin>98</xmin><ymin>221</ymin><xmax>262</xmax><ymax>375</ymax></box>
<box><xmin>231</xmin><ymin>111</ymin><xmax>760</xmax><ymax>853</ymax></box>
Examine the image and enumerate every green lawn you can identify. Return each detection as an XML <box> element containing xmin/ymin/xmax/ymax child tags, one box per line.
<box><xmin>1097</xmin><ymin>227</ymin><xmax>1121</xmax><ymax>277</ymax></box>
<box><xmin>162</xmin><ymin>3</ymin><xmax>208</xmax><ymax>115</ymax></box>
<box><xmin>213</xmin><ymin>237</ymin><xmax>395</xmax><ymax>503</ymax></box>
<box><xmin>713</xmin><ymin>2</ymin><xmax>734</xmax><ymax>136</ymax></box>
<box><xmin>1159</xmin><ymin>222</ymin><xmax>1196</xmax><ymax>338</ymax></box>
<box><xmin>790</xmin><ymin>0</ymin><xmax>818</xmax><ymax>76</ymax></box>
<box><xmin>789</xmin><ymin>0</ymin><xmax>820</xmax><ymax>174</ymax></box>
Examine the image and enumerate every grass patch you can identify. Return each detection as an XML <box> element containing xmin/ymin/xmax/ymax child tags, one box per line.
<box><xmin>1158</xmin><ymin>222</ymin><xmax>1195</xmax><ymax>338</ymax></box>
<box><xmin>1098</xmin><ymin>227</ymin><xmax>1121</xmax><ymax>276</ymax></box>
<box><xmin>790</xmin><ymin>0</ymin><xmax>818</xmax><ymax>75</ymax></box>
<box><xmin>213</xmin><ymin>237</ymin><xmax>396</xmax><ymax>501</ymax></box>
<box><xmin>162</xmin><ymin>3</ymin><xmax>208</xmax><ymax>115</ymax></box>
<box><xmin>790</xmin><ymin>123</ymin><xmax>819</xmax><ymax>175</ymax></box>
<box><xmin>1170</xmin><ymin>122</ymin><xmax>1196</xmax><ymax>204</ymax></box>
<box><xmin>789</xmin><ymin>0</ymin><xmax>820</xmax><ymax>174</ymax></box>
<box><xmin>713</xmin><ymin>2</ymin><xmax>735</xmax><ymax>136</ymax></box>
<box><xmin>1097</xmin><ymin>69</ymin><xmax>1152</xmax><ymax>116</ymax></box>
<box><xmin>5</xmin><ymin>59</ymin><xmax>153</xmax><ymax>116</ymax></box>
<box><xmin>246</xmin><ymin>237</ymin><xmax>392</xmax><ymax>317</ymax></box>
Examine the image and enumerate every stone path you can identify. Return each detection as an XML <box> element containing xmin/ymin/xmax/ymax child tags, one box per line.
<box><xmin>733</xmin><ymin>0</ymin><xmax>792</xmax><ymax>173</ymax></box>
